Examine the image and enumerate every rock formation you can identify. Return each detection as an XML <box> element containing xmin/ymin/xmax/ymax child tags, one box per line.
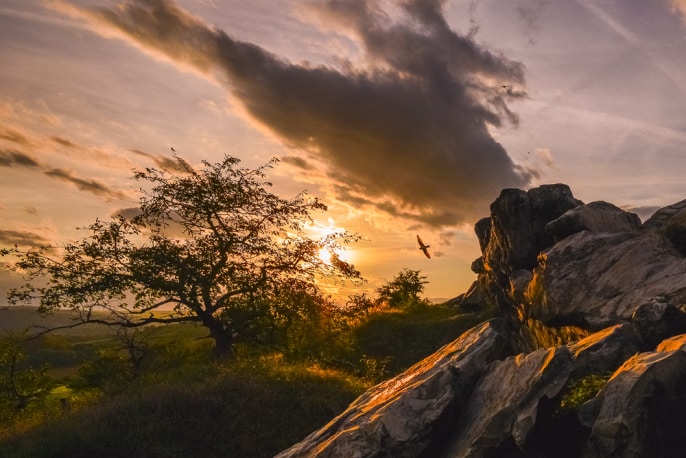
<box><xmin>277</xmin><ymin>185</ymin><xmax>686</xmax><ymax>458</ymax></box>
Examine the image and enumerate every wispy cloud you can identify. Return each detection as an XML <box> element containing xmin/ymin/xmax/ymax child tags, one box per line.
<box><xmin>0</xmin><ymin>228</ymin><xmax>52</xmax><ymax>247</ymax></box>
<box><xmin>0</xmin><ymin>149</ymin><xmax>42</xmax><ymax>168</ymax></box>
<box><xmin>534</xmin><ymin>147</ymin><xmax>554</xmax><ymax>167</ymax></box>
<box><xmin>130</xmin><ymin>148</ymin><xmax>175</xmax><ymax>168</ymax></box>
<box><xmin>0</xmin><ymin>146</ymin><xmax>127</xmax><ymax>201</ymax></box>
<box><xmin>129</xmin><ymin>148</ymin><xmax>193</xmax><ymax>171</ymax></box>
<box><xmin>53</xmin><ymin>0</ymin><xmax>534</xmax><ymax>227</ymax></box>
<box><xmin>50</xmin><ymin>135</ymin><xmax>80</xmax><ymax>149</ymax></box>
<box><xmin>0</xmin><ymin>127</ymin><xmax>35</xmax><ymax>147</ymax></box>
<box><xmin>517</xmin><ymin>0</ymin><xmax>550</xmax><ymax>45</ymax></box>
<box><xmin>44</xmin><ymin>168</ymin><xmax>127</xmax><ymax>200</ymax></box>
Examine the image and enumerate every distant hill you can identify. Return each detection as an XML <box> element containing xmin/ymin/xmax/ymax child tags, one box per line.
<box><xmin>0</xmin><ymin>306</ymin><xmax>113</xmax><ymax>337</ymax></box>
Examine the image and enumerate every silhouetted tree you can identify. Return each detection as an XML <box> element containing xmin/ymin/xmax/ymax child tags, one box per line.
<box><xmin>0</xmin><ymin>332</ymin><xmax>52</xmax><ymax>413</ymax></box>
<box><xmin>375</xmin><ymin>268</ymin><xmax>428</xmax><ymax>308</ymax></box>
<box><xmin>4</xmin><ymin>156</ymin><xmax>361</xmax><ymax>359</ymax></box>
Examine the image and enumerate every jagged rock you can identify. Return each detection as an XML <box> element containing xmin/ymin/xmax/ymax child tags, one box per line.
<box><xmin>470</xmin><ymin>257</ymin><xmax>485</xmax><ymax>275</ymax></box>
<box><xmin>474</xmin><ymin>217</ymin><xmax>491</xmax><ymax>252</ymax></box>
<box><xmin>526</xmin><ymin>230</ymin><xmax>686</xmax><ymax>329</ymax></box>
<box><xmin>642</xmin><ymin>199</ymin><xmax>686</xmax><ymax>256</ymax></box>
<box><xmin>509</xmin><ymin>269</ymin><xmax>533</xmax><ymax>304</ymax></box>
<box><xmin>482</xmin><ymin>184</ymin><xmax>582</xmax><ymax>283</ymax></box>
<box><xmin>442</xmin><ymin>346</ymin><xmax>575</xmax><ymax>457</ymax></box>
<box><xmin>641</xmin><ymin>199</ymin><xmax>686</xmax><ymax>230</ymax></box>
<box><xmin>457</xmin><ymin>281</ymin><xmax>484</xmax><ymax>312</ymax></box>
<box><xmin>545</xmin><ymin>201</ymin><xmax>641</xmax><ymax>242</ymax></box>
<box><xmin>657</xmin><ymin>333</ymin><xmax>686</xmax><ymax>351</ymax></box>
<box><xmin>568</xmin><ymin>324</ymin><xmax>639</xmax><ymax>376</ymax></box>
<box><xmin>631</xmin><ymin>297</ymin><xmax>686</xmax><ymax>349</ymax></box>
<box><xmin>579</xmin><ymin>336</ymin><xmax>686</xmax><ymax>457</ymax></box>
<box><xmin>275</xmin><ymin>319</ymin><xmax>509</xmax><ymax>458</ymax></box>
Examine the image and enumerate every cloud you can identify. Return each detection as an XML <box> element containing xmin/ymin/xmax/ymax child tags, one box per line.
<box><xmin>50</xmin><ymin>135</ymin><xmax>80</xmax><ymax>148</ymax></box>
<box><xmin>668</xmin><ymin>0</ymin><xmax>686</xmax><ymax>23</ymax></box>
<box><xmin>0</xmin><ymin>228</ymin><xmax>51</xmax><ymax>247</ymax></box>
<box><xmin>58</xmin><ymin>0</ymin><xmax>534</xmax><ymax>227</ymax></box>
<box><xmin>44</xmin><ymin>168</ymin><xmax>127</xmax><ymax>200</ymax></box>
<box><xmin>0</xmin><ymin>127</ymin><xmax>34</xmax><ymax>147</ymax></box>
<box><xmin>111</xmin><ymin>206</ymin><xmax>143</xmax><ymax>220</ymax></box>
<box><xmin>281</xmin><ymin>155</ymin><xmax>314</xmax><ymax>170</ymax></box>
<box><xmin>129</xmin><ymin>149</ymin><xmax>179</xmax><ymax>170</ymax></box>
<box><xmin>0</xmin><ymin>149</ymin><xmax>42</xmax><ymax>168</ymax></box>
<box><xmin>534</xmin><ymin>147</ymin><xmax>554</xmax><ymax>167</ymax></box>
<box><xmin>516</xmin><ymin>0</ymin><xmax>550</xmax><ymax>45</ymax></box>
<box><xmin>0</xmin><ymin>148</ymin><xmax>128</xmax><ymax>201</ymax></box>
<box><xmin>129</xmin><ymin>148</ymin><xmax>193</xmax><ymax>171</ymax></box>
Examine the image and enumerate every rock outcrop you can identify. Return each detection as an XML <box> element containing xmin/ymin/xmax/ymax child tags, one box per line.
<box><xmin>279</xmin><ymin>185</ymin><xmax>686</xmax><ymax>458</ymax></box>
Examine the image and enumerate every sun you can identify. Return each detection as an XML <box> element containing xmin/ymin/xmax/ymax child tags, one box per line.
<box><xmin>318</xmin><ymin>247</ymin><xmax>333</xmax><ymax>265</ymax></box>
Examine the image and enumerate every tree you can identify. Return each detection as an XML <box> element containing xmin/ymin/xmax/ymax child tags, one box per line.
<box><xmin>375</xmin><ymin>268</ymin><xmax>428</xmax><ymax>308</ymax></box>
<box><xmin>0</xmin><ymin>332</ymin><xmax>53</xmax><ymax>413</ymax></box>
<box><xmin>4</xmin><ymin>156</ymin><xmax>362</xmax><ymax>359</ymax></box>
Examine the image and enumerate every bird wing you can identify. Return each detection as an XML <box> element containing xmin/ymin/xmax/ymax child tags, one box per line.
<box><xmin>417</xmin><ymin>235</ymin><xmax>430</xmax><ymax>258</ymax></box>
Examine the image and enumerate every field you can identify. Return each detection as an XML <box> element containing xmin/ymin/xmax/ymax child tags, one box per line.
<box><xmin>0</xmin><ymin>304</ymin><xmax>487</xmax><ymax>458</ymax></box>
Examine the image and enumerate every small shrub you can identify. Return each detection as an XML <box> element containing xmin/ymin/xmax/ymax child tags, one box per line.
<box><xmin>558</xmin><ymin>372</ymin><xmax>612</xmax><ymax>413</ymax></box>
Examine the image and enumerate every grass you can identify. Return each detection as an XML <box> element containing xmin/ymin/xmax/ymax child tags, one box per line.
<box><xmin>557</xmin><ymin>372</ymin><xmax>613</xmax><ymax>413</ymax></box>
<box><xmin>2</xmin><ymin>361</ymin><xmax>367</xmax><ymax>458</ymax></box>
<box><xmin>0</xmin><ymin>303</ymin><xmax>489</xmax><ymax>458</ymax></box>
<box><xmin>354</xmin><ymin>304</ymin><xmax>486</xmax><ymax>374</ymax></box>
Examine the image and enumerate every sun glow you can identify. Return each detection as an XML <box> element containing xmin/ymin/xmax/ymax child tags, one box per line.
<box><xmin>307</xmin><ymin>218</ymin><xmax>357</xmax><ymax>265</ymax></box>
<box><xmin>318</xmin><ymin>247</ymin><xmax>333</xmax><ymax>265</ymax></box>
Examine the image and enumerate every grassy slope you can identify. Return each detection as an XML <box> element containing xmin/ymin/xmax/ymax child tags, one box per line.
<box><xmin>0</xmin><ymin>304</ymin><xmax>488</xmax><ymax>458</ymax></box>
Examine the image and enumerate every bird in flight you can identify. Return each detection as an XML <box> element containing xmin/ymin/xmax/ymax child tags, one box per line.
<box><xmin>417</xmin><ymin>235</ymin><xmax>431</xmax><ymax>259</ymax></box>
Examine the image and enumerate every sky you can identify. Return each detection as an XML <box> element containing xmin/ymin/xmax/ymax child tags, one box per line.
<box><xmin>2</xmin><ymin>0</ymin><xmax>686</xmax><ymax>303</ymax></box>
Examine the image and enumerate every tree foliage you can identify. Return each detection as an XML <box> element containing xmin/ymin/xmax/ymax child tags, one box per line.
<box><xmin>0</xmin><ymin>332</ymin><xmax>53</xmax><ymax>415</ymax></box>
<box><xmin>375</xmin><ymin>268</ymin><xmax>428</xmax><ymax>308</ymax></box>
<box><xmin>4</xmin><ymin>156</ymin><xmax>362</xmax><ymax>359</ymax></box>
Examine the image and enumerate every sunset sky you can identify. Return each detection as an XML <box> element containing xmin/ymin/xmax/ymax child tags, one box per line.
<box><xmin>2</xmin><ymin>0</ymin><xmax>686</xmax><ymax>303</ymax></box>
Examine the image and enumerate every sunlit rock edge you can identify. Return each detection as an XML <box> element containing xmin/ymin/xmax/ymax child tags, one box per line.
<box><xmin>277</xmin><ymin>185</ymin><xmax>686</xmax><ymax>458</ymax></box>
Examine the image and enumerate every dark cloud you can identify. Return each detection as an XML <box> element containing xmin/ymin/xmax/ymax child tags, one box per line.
<box><xmin>0</xmin><ymin>149</ymin><xmax>42</xmax><ymax>168</ymax></box>
<box><xmin>76</xmin><ymin>0</ymin><xmax>534</xmax><ymax>227</ymax></box>
<box><xmin>281</xmin><ymin>155</ymin><xmax>313</xmax><ymax>170</ymax></box>
<box><xmin>111</xmin><ymin>206</ymin><xmax>143</xmax><ymax>220</ymax></box>
<box><xmin>44</xmin><ymin>168</ymin><xmax>126</xmax><ymax>200</ymax></box>
<box><xmin>0</xmin><ymin>228</ymin><xmax>51</xmax><ymax>247</ymax></box>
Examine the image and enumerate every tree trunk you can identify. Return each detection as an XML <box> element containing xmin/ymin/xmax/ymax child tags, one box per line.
<box><xmin>208</xmin><ymin>320</ymin><xmax>234</xmax><ymax>360</ymax></box>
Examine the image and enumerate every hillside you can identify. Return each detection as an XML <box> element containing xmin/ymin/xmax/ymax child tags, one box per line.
<box><xmin>0</xmin><ymin>307</ymin><xmax>112</xmax><ymax>336</ymax></box>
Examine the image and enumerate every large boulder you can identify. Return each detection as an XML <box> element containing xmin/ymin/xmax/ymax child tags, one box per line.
<box><xmin>545</xmin><ymin>201</ymin><xmax>641</xmax><ymax>241</ymax></box>
<box><xmin>642</xmin><ymin>199</ymin><xmax>686</xmax><ymax>256</ymax></box>
<box><xmin>480</xmin><ymin>184</ymin><xmax>582</xmax><ymax>284</ymax></box>
<box><xmin>525</xmin><ymin>230</ymin><xmax>686</xmax><ymax>329</ymax></box>
<box><xmin>567</xmin><ymin>324</ymin><xmax>639</xmax><ymax>376</ymax></box>
<box><xmin>442</xmin><ymin>346</ymin><xmax>575</xmax><ymax>457</ymax></box>
<box><xmin>579</xmin><ymin>335</ymin><xmax>686</xmax><ymax>457</ymax></box>
<box><xmin>275</xmin><ymin>319</ymin><xmax>509</xmax><ymax>458</ymax></box>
